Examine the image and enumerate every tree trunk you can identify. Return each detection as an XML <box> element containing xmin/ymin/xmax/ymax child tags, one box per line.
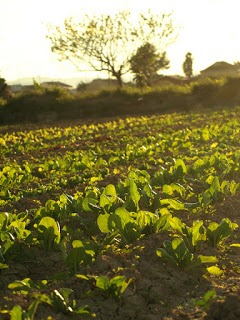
<box><xmin>112</xmin><ymin>70</ymin><xmax>123</xmax><ymax>88</ymax></box>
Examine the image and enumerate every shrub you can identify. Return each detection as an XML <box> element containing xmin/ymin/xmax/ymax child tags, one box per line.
<box><xmin>190</xmin><ymin>78</ymin><xmax>226</xmax><ymax>96</ymax></box>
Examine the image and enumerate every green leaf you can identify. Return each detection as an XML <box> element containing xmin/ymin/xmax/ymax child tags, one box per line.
<box><xmin>37</xmin><ymin>217</ymin><xmax>61</xmax><ymax>250</ymax></box>
<box><xmin>193</xmin><ymin>290</ymin><xmax>216</xmax><ymax>309</ymax></box>
<box><xmin>160</xmin><ymin>199</ymin><xmax>185</xmax><ymax>210</ymax></box>
<box><xmin>129</xmin><ymin>180</ymin><xmax>140</xmax><ymax>210</ymax></box>
<box><xmin>96</xmin><ymin>276</ymin><xmax>109</xmax><ymax>290</ymax></box>
<box><xmin>206</xmin><ymin>218</ymin><xmax>238</xmax><ymax>247</ymax></box>
<box><xmin>10</xmin><ymin>305</ymin><xmax>22</xmax><ymax>320</ymax></box>
<box><xmin>174</xmin><ymin>159</ymin><xmax>187</xmax><ymax>174</ymax></box>
<box><xmin>99</xmin><ymin>184</ymin><xmax>117</xmax><ymax>208</ymax></box>
<box><xmin>206</xmin><ymin>266</ymin><xmax>223</xmax><ymax>276</ymax></box>
<box><xmin>230</xmin><ymin>243</ymin><xmax>240</xmax><ymax>247</ymax></box>
<box><xmin>112</xmin><ymin>207</ymin><xmax>132</xmax><ymax>229</ymax></box>
<box><xmin>27</xmin><ymin>297</ymin><xmax>42</xmax><ymax>320</ymax></box>
<box><xmin>157</xmin><ymin>238</ymin><xmax>193</xmax><ymax>268</ymax></box>
<box><xmin>8</xmin><ymin>278</ymin><xmax>32</xmax><ymax>294</ymax></box>
<box><xmin>97</xmin><ymin>213</ymin><xmax>111</xmax><ymax>233</ymax></box>
<box><xmin>0</xmin><ymin>263</ymin><xmax>8</xmax><ymax>270</ymax></box>
<box><xmin>197</xmin><ymin>255</ymin><xmax>218</xmax><ymax>264</ymax></box>
<box><xmin>162</xmin><ymin>184</ymin><xmax>173</xmax><ymax>196</ymax></box>
<box><xmin>210</xmin><ymin>176</ymin><xmax>221</xmax><ymax>193</ymax></box>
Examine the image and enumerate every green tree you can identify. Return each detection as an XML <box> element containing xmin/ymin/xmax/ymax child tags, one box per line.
<box><xmin>47</xmin><ymin>10</ymin><xmax>177</xmax><ymax>88</ymax></box>
<box><xmin>0</xmin><ymin>78</ymin><xmax>12</xmax><ymax>100</ymax></box>
<box><xmin>130</xmin><ymin>42</ymin><xmax>170</xmax><ymax>87</ymax></box>
<box><xmin>182</xmin><ymin>52</ymin><xmax>193</xmax><ymax>79</ymax></box>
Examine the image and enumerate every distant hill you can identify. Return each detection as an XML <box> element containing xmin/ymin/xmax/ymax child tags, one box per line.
<box><xmin>8</xmin><ymin>77</ymin><xmax>86</xmax><ymax>88</ymax></box>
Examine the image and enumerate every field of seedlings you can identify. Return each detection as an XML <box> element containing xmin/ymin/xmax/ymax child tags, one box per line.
<box><xmin>0</xmin><ymin>106</ymin><xmax>240</xmax><ymax>320</ymax></box>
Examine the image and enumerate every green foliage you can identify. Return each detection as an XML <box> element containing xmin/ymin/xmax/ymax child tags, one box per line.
<box><xmin>36</xmin><ymin>217</ymin><xmax>61</xmax><ymax>251</ymax></box>
<box><xmin>206</xmin><ymin>218</ymin><xmax>238</xmax><ymax>247</ymax></box>
<box><xmin>191</xmin><ymin>77</ymin><xmax>226</xmax><ymax>96</ymax></box>
<box><xmin>0</xmin><ymin>97</ymin><xmax>7</xmax><ymax>106</ymax></box>
<box><xmin>130</xmin><ymin>42</ymin><xmax>170</xmax><ymax>87</ymax></box>
<box><xmin>95</xmin><ymin>275</ymin><xmax>133</xmax><ymax>301</ymax></box>
<box><xmin>98</xmin><ymin>207</ymin><xmax>142</xmax><ymax>243</ymax></box>
<box><xmin>199</xmin><ymin>176</ymin><xmax>239</xmax><ymax>209</ymax></box>
<box><xmin>46</xmin><ymin>288</ymin><xmax>93</xmax><ymax>316</ymax></box>
<box><xmin>193</xmin><ymin>290</ymin><xmax>217</xmax><ymax>310</ymax></box>
<box><xmin>180</xmin><ymin>220</ymin><xmax>206</xmax><ymax>252</ymax></box>
<box><xmin>156</xmin><ymin>238</ymin><xmax>194</xmax><ymax>268</ymax></box>
<box><xmin>8</xmin><ymin>278</ymin><xmax>48</xmax><ymax>295</ymax></box>
<box><xmin>8</xmin><ymin>279</ymin><xmax>94</xmax><ymax>318</ymax></box>
<box><xmin>99</xmin><ymin>184</ymin><xmax>118</xmax><ymax>211</ymax></box>
<box><xmin>156</xmin><ymin>237</ymin><xmax>218</xmax><ymax>269</ymax></box>
<box><xmin>10</xmin><ymin>302</ymin><xmax>40</xmax><ymax>320</ymax></box>
<box><xmin>1</xmin><ymin>105</ymin><xmax>240</xmax><ymax>319</ymax></box>
<box><xmin>65</xmin><ymin>240</ymin><xmax>97</xmax><ymax>273</ymax></box>
<box><xmin>78</xmin><ymin>274</ymin><xmax>133</xmax><ymax>301</ymax></box>
<box><xmin>182</xmin><ymin>52</ymin><xmax>193</xmax><ymax>78</ymax></box>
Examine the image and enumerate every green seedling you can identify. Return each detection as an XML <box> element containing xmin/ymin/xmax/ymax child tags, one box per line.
<box><xmin>199</xmin><ymin>176</ymin><xmax>239</xmax><ymax>209</ymax></box>
<box><xmin>97</xmin><ymin>207</ymin><xmax>142</xmax><ymax>243</ymax></box>
<box><xmin>8</xmin><ymin>289</ymin><xmax>93</xmax><ymax>319</ymax></box>
<box><xmin>206</xmin><ymin>218</ymin><xmax>238</xmax><ymax>247</ymax></box>
<box><xmin>156</xmin><ymin>237</ymin><xmax>218</xmax><ymax>269</ymax></box>
<box><xmin>65</xmin><ymin>240</ymin><xmax>96</xmax><ymax>273</ymax></box>
<box><xmin>193</xmin><ymin>290</ymin><xmax>216</xmax><ymax>310</ymax></box>
<box><xmin>95</xmin><ymin>275</ymin><xmax>133</xmax><ymax>301</ymax></box>
<box><xmin>99</xmin><ymin>184</ymin><xmax>118</xmax><ymax>211</ymax></box>
<box><xmin>162</xmin><ymin>182</ymin><xmax>186</xmax><ymax>198</ymax></box>
<box><xmin>9</xmin><ymin>300</ymin><xmax>41</xmax><ymax>320</ymax></box>
<box><xmin>170</xmin><ymin>158</ymin><xmax>187</xmax><ymax>180</ymax></box>
<box><xmin>151</xmin><ymin>166</ymin><xmax>171</xmax><ymax>186</ymax></box>
<box><xmin>36</xmin><ymin>216</ymin><xmax>61</xmax><ymax>251</ymax></box>
<box><xmin>8</xmin><ymin>278</ymin><xmax>48</xmax><ymax>295</ymax></box>
<box><xmin>48</xmin><ymin>289</ymin><xmax>74</xmax><ymax>314</ymax></box>
<box><xmin>46</xmin><ymin>288</ymin><xmax>93</xmax><ymax>316</ymax></box>
<box><xmin>76</xmin><ymin>274</ymin><xmax>133</xmax><ymax>301</ymax></box>
<box><xmin>9</xmin><ymin>220</ymin><xmax>32</xmax><ymax>242</ymax></box>
<box><xmin>156</xmin><ymin>237</ymin><xmax>194</xmax><ymax>268</ymax></box>
<box><xmin>180</xmin><ymin>220</ymin><xmax>206</xmax><ymax>252</ymax></box>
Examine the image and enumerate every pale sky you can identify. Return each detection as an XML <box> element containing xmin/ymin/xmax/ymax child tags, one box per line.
<box><xmin>1</xmin><ymin>0</ymin><xmax>240</xmax><ymax>84</ymax></box>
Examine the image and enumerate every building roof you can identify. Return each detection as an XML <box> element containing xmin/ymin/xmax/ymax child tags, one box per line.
<box><xmin>200</xmin><ymin>61</ymin><xmax>237</xmax><ymax>74</ymax></box>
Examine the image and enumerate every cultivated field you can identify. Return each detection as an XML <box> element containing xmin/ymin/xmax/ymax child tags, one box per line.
<box><xmin>0</xmin><ymin>106</ymin><xmax>240</xmax><ymax>319</ymax></box>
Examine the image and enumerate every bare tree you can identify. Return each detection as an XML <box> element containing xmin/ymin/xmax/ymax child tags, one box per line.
<box><xmin>47</xmin><ymin>10</ymin><xmax>177</xmax><ymax>88</ymax></box>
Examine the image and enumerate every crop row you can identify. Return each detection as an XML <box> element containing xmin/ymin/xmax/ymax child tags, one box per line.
<box><xmin>0</xmin><ymin>107</ymin><xmax>240</xmax><ymax>319</ymax></box>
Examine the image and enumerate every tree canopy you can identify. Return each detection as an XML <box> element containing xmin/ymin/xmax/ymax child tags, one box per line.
<box><xmin>47</xmin><ymin>10</ymin><xmax>177</xmax><ymax>87</ymax></box>
<box><xmin>182</xmin><ymin>52</ymin><xmax>193</xmax><ymax>79</ymax></box>
<box><xmin>130</xmin><ymin>42</ymin><xmax>170</xmax><ymax>87</ymax></box>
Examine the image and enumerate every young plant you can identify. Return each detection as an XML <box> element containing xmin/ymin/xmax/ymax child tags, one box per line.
<box><xmin>36</xmin><ymin>216</ymin><xmax>61</xmax><ymax>251</ymax></box>
<box><xmin>206</xmin><ymin>218</ymin><xmax>238</xmax><ymax>247</ymax></box>
<box><xmin>95</xmin><ymin>275</ymin><xmax>132</xmax><ymax>301</ymax></box>
<box><xmin>78</xmin><ymin>274</ymin><xmax>132</xmax><ymax>301</ymax></box>
<box><xmin>99</xmin><ymin>184</ymin><xmax>119</xmax><ymax>212</ymax></box>
<box><xmin>97</xmin><ymin>207</ymin><xmax>142</xmax><ymax>244</ymax></box>
<box><xmin>180</xmin><ymin>220</ymin><xmax>206</xmax><ymax>252</ymax></box>
<box><xmin>156</xmin><ymin>237</ymin><xmax>218</xmax><ymax>269</ymax></box>
<box><xmin>8</xmin><ymin>301</ymin><xmax>41</xmax><ymax>320</ymax></box>
<box><xmin>193</xmin><ymin>290</ymin><xmax>217</xmax><ymax>310</ymax></box>
<box><xmin>65</xmin><ymin>240</ymin><xmax>96</xmax><ymax>273</ymax></box>
<box><xmin>199</xmin><ymin>176</ymin><xmax>239</xmax><ymax>209</ymax></box>
<box><xmin>48</xmin><ymin>289</ymin><xmax>74</xmax><ymax>314</ymax></box>
<box><xmin>156</xmin><ymin>237</ymin><xmax>194</xmax><ymax>268</ymax></box>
